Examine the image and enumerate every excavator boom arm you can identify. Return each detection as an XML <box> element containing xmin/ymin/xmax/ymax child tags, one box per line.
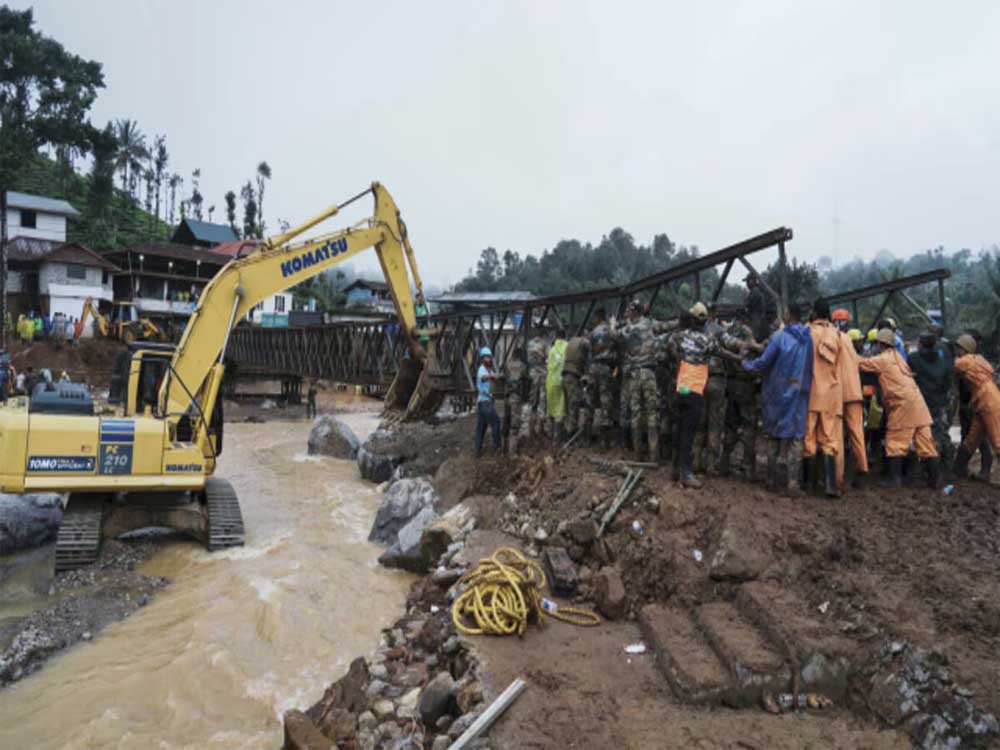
<box><xmin>159</xmin><ymin>182</ymin><xmax>424</xmax><ymax>418</ymax></box>
<box><xmin>80</xmin><ymin>296</ymin><xmax>108</xmax><ymax>337</ymax></box>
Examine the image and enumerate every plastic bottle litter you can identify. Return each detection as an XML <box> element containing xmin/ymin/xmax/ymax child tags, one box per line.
<box><xmin>632</xmin><ymin>520</ymin><xmax>644</xmax><ymax>536</ymax></box>
<box><xmin>541</xmin><ymin>598</ymin><xmax>559</xmax><ymax>613</ymax></box>
<box><xmin>624</xmin><ymin>643</ymin><xmax>647</xmax><ymax>654</ymax></box>
<box><xmin>943</xmin><ymin>484</ymin><xmax>955</xmax><ymax>495</ymax></box>
<box><xmin>693</xmin><ymin>549</ymin><xmax>703</xmax><ymax>562</ymax></box>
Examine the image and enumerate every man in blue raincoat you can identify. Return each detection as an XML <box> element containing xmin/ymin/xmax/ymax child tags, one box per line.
<box><xmin>742</xmin><ymin>302</ymin><xmax>814</xmax><ymax>496</ymax></box>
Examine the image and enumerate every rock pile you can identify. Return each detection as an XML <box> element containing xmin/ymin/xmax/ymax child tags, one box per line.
<box><xmin>863</xmin><ymin>639</ymin><xmax>999</xmax><ymax>750</ymax></box>
<box><xmin>368</xmin><ymin>476</ymin><xmax>477</xmax><ymax>574</ymax></box>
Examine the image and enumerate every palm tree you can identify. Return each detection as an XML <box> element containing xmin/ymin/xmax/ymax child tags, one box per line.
<box><xmin>256</xmin><ymin>161</ymin><xmax>271</xmax><ymax>238</ymax></box>
<box><xmin>153</xmin><ymin>135</ymin><xmax>168</xmax><ymax>225</ymax></box>
<box><xmin>114</xmin><ymin>119</ymin><xmax>149</xmax><ymax>197</ymax></box>
<box><xmin>168</xmin><ymin>173</ymin><xmax>182</xmax><ymax>225</ymax></box>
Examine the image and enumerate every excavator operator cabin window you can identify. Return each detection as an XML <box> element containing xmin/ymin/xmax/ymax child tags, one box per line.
<box><xmin>137</xmin><ymin>356</ymin><xmax>169</xmax><ymax>416</ymax></box>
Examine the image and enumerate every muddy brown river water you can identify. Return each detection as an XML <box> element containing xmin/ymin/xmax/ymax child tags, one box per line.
<box><xmin>0</xmin><ymin>414</ymin><xmax>410</xmax><ymax>749</ymax></box>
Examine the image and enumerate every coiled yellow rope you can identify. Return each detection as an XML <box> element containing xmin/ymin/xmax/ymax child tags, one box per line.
<box><xmin>451</xmin><ymin>547</ymin><xmax>601</xmax><ymax>635</ymax></box>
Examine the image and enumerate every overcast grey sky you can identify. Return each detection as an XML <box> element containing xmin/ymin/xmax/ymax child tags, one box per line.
<box><xmin>18</xmin><ymin>0</ymin><xmax>1000</xmax><ymax>284</ymax></box>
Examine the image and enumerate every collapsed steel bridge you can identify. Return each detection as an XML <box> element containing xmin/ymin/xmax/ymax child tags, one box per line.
<box><xmin>226</xmin><ymin>227</ymin><xmax>950</xmax><ymax>405</ymax></box>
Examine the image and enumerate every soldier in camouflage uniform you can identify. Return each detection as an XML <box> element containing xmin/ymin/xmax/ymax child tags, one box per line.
<box><xmin>504</xmin><ymin>348</ymin><xmax>529</xmax><ymax>455</ymax></box>
<box><xmin>585</xmin><ymin>308</ymin><xmax>618</xmax><ymax>447</ymax></box>
<box><xmin>616</xmin><ymin>300</ymin><xmax>670</xmax><ymax>461</ymax></box>
<box><xmin>523</xmin><ymin>329</ymin><xmax>549</xmax><ymax>441</ymax></box>
<box><xmin>692</xmin><ymin>305</ymin><xmax>729</xmax><ymax>474</ymax></box>
<box><xmin>656</xmin><ymin>323</ymin><xmax>681</xmax><ymax>461</ymax></box>
<box><xmin>667</xmin><ymin>303</ymin><xmax>726</xmax><ymax>488</ymax></box>
<box><xmin>720</xmin><ymin>310</ymin><xmax>762</xmax><ymax>480</ymax></box>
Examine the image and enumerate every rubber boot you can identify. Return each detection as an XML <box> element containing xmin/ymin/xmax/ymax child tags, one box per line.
<box><xmin>880</xmin><ymin>457</ymin><xmax>903</xmax><ymax>488</ymax></box>
<box><xmin>508</xmin><ymin>430</ymin><xmax>518</xmax><ymax>457</ymax></box>
<box><xmin>704</xmin><ymin>451</ymin><xmax>718</xmax><ymax>477</ymax></box>
<box><xmin>786</xmin><ymin>476</ymin><xmax>804</xmax><ymax>498</ymax></box>
<box><xmin>901</xmin><ymin>453</ymin><xmax>918</xmax><ymax>486</ymax></box>
<box><xmin>787</xmin><ymin>441</ymin><xmax>804</xmax><ymax>498</ymax></box>
<box><xmin>718</xmin><ymin>450</ymin><xmax>732</xmax><ymax>477</ymax></box>
<box><xmin>823</xmin><ymin>454</ymin><xmax>841</xmax><ymax>498</ymax></box>
<box><xmin>582</xmin><ymin>421</ymin><xmax>592</xmax><ymax>448</ymax></box>
<box><xmin>681</xmin><ymin>458</ymin><xmax>703</xmax><ymax>489</ymax></box>
<box><xmin>765</xmin><ymin>440</ymin><xmax>780</xmax><ymax>492</ymax></box>
<box><xmin>976</xmin><ymin>446</ymin><xmax>993</xmax><ymax>482</ymax></box>
<box><xmin>800</xmin><ymin>457</ymin><xmax>812</xmax><ymax>488</ymax></box>
<box><xmin>672</xmin><ymin>453</ymin><xmax>681</xmax><ymax>483</ymax></box>
<box><xmin>808</xmin><ymin>457</ymin><xmax>822</xmax><ymax>494</ymax></box>
<box><xmin>848</xmin><ymin>452</ymin><xmax>865</xmax><ymax>489</ymax></box>
<box><xmin>633</xmin><ymin>435</ymin><xmax>645</xmax><ymax>463</ymax></box>
<box><xmin>952</xmin><ymin>446</ymin><xmax>972</xmax><ymax>478</ymax></box>
<box><xmin>648</xmin><ymin>429</ymin><xmax>660</xmax><ymax>466</ymax></box>
<box><xmin>924</xmin><ymin>457</ymin><xmax>943</xmax><ymax>490</ymax></box>
<box><xmin>744</xmin><ymin>455</ymin><xmax>758</xmax><ymax>483</ymax></box>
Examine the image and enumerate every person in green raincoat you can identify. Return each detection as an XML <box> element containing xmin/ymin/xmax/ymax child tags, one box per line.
<box><xmin>546</xmin><ymin>327</ymin><xmax>568</xmax><ymax>442</ymax></box>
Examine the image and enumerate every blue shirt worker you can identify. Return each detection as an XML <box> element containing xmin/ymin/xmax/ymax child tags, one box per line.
<box><xmin>742</xmin><ymin>302</ymin><xmax>814</xmax><ymax>497</ymax></box>
<box><xmin>475</xmin><ymin>347</ymin><xmax>503</xmax><ymax>457</ymax></box>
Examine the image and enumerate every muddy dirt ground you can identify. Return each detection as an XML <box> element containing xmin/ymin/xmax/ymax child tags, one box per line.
<box><xmin>7</xmin><ymin>338</ymin><xmax>124</xmax><ymax>392</ymax></box>
<box><xmin>291</xmin><ymin>414</ymin><xmax>1000</xmax><ymax>749</ymax></box>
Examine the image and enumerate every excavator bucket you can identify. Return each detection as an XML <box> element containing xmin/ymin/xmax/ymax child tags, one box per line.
<box><xmin>383</xmin><ymin>344</ymin><xmax>448</xmax><ymax>421</ymax></box>
<box><xmin>384</xmin><ymin>355</ymin><xmax>423</xmax><ymax>412</ymax></box>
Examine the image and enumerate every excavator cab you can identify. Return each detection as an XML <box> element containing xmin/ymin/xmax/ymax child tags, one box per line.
<box><xmin>109</xmin><ymin>342</ymin><xmax>175</xmax><ymax>417</ymax></box>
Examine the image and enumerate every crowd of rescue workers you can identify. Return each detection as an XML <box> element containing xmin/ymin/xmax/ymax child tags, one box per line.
<box><xmin>471</xmin><ymin>274</ymin><xmax>1000</xmax><ymax>496</ymax></box>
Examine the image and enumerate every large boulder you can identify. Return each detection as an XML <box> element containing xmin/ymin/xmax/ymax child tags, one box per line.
<box><xmin>0</xmin><ymin>493</ymin><xmax>63</xmax><ymax>555</ymax></box>
<box><xmin>434</xmin><ymin>456</ymin><xmax>478</xmax><ymax>509</ymax></box>
<box><xmin>282</xmin><ymin>710</ymin><xmax>332</xmax><ymax>750</ymax></box>
<box><xmin>378</xmin><ymin>506</ymin><xmax>438</xmax><ymax>573</ymax></box>
<box><xmin>307</xmin><ymin>416</ymin><xmax>360</xmax><ymax>459</ymax></box>
<box><xmin>419</xmin><ymin>670</ymin><xmax>455</xmax><ymax>726</ymax></box>
<box><xmin>368</xmin><ymin>478</ymin><xmax>439</xmax><ymax>545</ymax></box>
<box><xmin>357</xmin><ymin>429</ymin><xmax>404</xmax><ymax>483</ymax></box>
<box><xmin>708</xmin><ymin>519</ymin><xmax>767</xmax><ymax>583</ymax></box>
<box><xmin>418</xmin><ymin>503</ymin><xmax>475</xmax><ymax>568</ymax></box>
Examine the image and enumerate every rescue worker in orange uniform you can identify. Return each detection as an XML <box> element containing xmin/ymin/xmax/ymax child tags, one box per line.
<box><xmin>836</xmin><ymin>327</ymin><xmax>868</xmax><ymax>490</ymax></box>
<box><xmin>803</xmin><ymin>299</ymin><xmax>844</xmax><ymax>498</ymax></box>
<box><xmin>858</xmin><ymin>328</ymin><xmax>941</xmax><ymax>488</ymax></box>
<box><xmin>952</xmin><ymin>334</ymin><xmax>1000</xmax><ymax>477</ymax></box>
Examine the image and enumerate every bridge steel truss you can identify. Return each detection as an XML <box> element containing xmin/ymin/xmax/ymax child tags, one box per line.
<box><xmin>229</xmin><ymin>228</ymin><xmax>792</xmax><ymax>396</ymax></box>
<box><xmin>227</xmin><ymin>227</ymin><xmax>950</xmax><ymax>405</ymax></box>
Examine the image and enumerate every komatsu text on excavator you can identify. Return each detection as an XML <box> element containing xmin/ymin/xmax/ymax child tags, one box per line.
<box><xmin>0</xmin><ymin>183</ymin><xmax>427</xmax><ymax>570</ymax></box>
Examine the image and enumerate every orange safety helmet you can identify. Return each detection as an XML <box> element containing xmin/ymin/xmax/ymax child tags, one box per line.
<box><xmin>831</xmin><ymin>308</ymin><xmax>851</xmax><ymax>322</ymax></box>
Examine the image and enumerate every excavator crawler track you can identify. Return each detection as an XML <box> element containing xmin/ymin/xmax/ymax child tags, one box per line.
<box><xmin>205</xmin><ymin>478</ymin><xmax>245</xmax><ymax>550</ymax></box>
<box><xmin>55</xmin><ymin>496</ymin><xmax>105</xmax><ymax>572</ymax></box>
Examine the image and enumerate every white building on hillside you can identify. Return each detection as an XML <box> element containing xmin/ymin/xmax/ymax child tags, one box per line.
<box><xmin>5</xmin><ymin>191</ymin><xmax>79</xmax><ymax>242</ymax></box>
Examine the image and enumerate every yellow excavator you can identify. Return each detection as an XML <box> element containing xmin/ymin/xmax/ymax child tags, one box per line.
<box><xmin>80</xmin><ymin>297</ymin><xmax>167</xmax><ymax>344</ymax></box>
<box><xmin>1</xmin><ymin>183</ymin><xmax>426</xmax><ymax>570</ymax></box>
